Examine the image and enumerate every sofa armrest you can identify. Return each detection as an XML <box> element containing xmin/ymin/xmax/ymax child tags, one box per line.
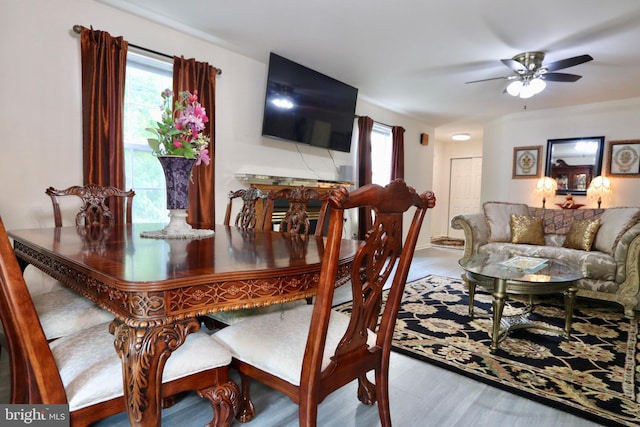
<box><xmin>451</xmin><ymin>213</ymin><xmax>488</xmax><ymax>260</ymax></box>
<box><xmin>615</xmin><ymin>230</ymin><xmax>640</xmax><ymax>316</ymax></box>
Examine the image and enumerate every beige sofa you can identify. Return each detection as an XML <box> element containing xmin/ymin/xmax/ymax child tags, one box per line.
<box><xmin>451</xmin><ymin>202</ymin><xmax>640</xmax><ymax>318</ymax></box>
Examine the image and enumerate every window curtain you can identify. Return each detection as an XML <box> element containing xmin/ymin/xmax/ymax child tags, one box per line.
<box><xmin>357</xmin><ymin>116</ymin><xmax>374</xmax><ymax>239</ymax></box>
<box><xmin>80</xmin><ymin>27</ymin><xmax>128</xmax><ymax>223</ymax></box>
<box><xmin>391</xmin><ymin>126</ymin><xmax>405</xmax><ymax>180</ymax></box>
<box><xmin>173</xmin><ymin>56</ymin><xmax>217</xmax><ymax>229</ymax></box>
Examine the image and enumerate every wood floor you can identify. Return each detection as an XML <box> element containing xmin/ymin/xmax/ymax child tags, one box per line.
<box><xmin>0</xmin><ymin>247</ymin><xmax>604</xmax><ymax>426</ymax></box>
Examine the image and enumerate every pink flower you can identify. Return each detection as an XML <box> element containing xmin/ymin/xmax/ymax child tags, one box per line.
<box><xmin>196</xmin><ymin>149</ymin><xmax>210</xmax><ymax>166</ymax></box>
<box><xmin>147</xmin><ymin>88</ymin><xmax>211</xmax><ymax>165</ymax></box>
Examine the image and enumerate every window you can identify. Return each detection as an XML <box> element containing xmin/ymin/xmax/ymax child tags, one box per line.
<box><xmin>123</xmin><ymin>52</ymin><xmax>173</xmax><ymax>222</ymax></box>
<box><xmin>371</xmin><ymin>123</ymin><xmax>392</xmax><ymax>185</ymax></box>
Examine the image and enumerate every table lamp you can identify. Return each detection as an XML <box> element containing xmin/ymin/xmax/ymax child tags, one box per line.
<box><xmin>587</xmin><ymin>175</ymin><xmax>612</xmax><ymax>208</ymax></box>
<box><xmin>534</xmin><ymin>176</ymin><xmax>557</xmax><ymax>209</ymax></box>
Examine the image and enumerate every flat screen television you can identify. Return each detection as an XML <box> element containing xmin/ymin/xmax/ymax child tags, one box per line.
<box><xmin>262</xmin><ymin>53</ymin><xmax>358</xmax><ymax>153</ymax></box>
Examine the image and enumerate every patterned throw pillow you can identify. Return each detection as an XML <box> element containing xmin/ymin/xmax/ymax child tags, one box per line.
<box><xmin>563</xmin><ymin>219</ymin><xmax>602</xmax><ymax>251</ymax></box>
<box><xmin>510</xmin><ymin>215</ymin><xmax>545</xmax><ymax>245</ymax></box>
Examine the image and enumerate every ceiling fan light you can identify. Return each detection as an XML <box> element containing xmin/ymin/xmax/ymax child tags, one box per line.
<box><xmin>530</xmin><ymin>78</ymin><xmax>546</xmax><ymax>94</ymax></box>
<box><xmin>519</xmin><ymin>83</ymin><xmax>535</xmax><ymax>98</ymax></box>
<box><xmin>506</xmin><ymin>80</ymin><xmax>522</xmax><ymax>96</ymax></box>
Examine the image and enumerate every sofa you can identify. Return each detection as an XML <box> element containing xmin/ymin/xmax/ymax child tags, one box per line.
<box><xmin>451</xmin><ymin>202</ymin><xmax>640</xmax><ymax>318</ymax></box>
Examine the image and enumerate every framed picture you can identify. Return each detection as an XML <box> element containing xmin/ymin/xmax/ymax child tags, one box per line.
<box><xmin>512</xmin><ymin>146</ymin><xmax>542</xmax><ymax>179</ymax></box>
<box><xmin>607</xmin><ymin>140</ymin><xmax>640</xmax><ymax>177</ymax></box>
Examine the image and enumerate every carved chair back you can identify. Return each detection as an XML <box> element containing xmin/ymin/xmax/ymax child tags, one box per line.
<box><xmin>46</xmin><ymin>184</ymin><xmax>135</xmax><ymax>227</ymax></box>
<box><xmin>298</xmin><ymin>180</ymin><xmax>434</xmax><ymax>425</ymax></box>
<box><xmin>261</xmin><ymin>186</ymin><xmax>328</xmax><ymax>236</ymax></box>
<box><xmin>224</xmin><ymin>187</ymin><xmax>267</xmax><ymax>229</ymax></box>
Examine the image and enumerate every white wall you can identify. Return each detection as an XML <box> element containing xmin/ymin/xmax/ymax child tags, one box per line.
<box><xmin>482</xmin><ymin>98</ymin><xmax>640</xmax><ymax>208</ymax></box>
<box><xmin>0</xmin><ymin>0</ymin><xmax>436</xmax><ymax>248</ymax></box>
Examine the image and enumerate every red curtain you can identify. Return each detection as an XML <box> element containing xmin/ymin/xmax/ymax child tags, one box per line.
<box><xmin>173</xmin><ymin>56</ymin><xmax>217</xmax><ymax>229</ymax></box>
<box><xmin>80</xmin><ymin>27</ymin><xmax>128</xmax><ymax>223</ymax></box>
<box><xmin>357</xmin><ymin>116</ymin><xmax>374</xmax><ymax>239</ymax></box>
<box><xmin>391</xmin><ymin>126</ymin><xmax>405</xmax><ymax>180</ymax></box>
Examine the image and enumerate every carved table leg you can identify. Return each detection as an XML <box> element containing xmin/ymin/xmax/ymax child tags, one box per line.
<box><xmin>198</xmin><ymin>380</ymin><xmax>240</xmax><ymax>427</ymax></box>
<box><xmin>111</xmin><ymin>319</ymin><xmax>200</xmax><ymax>427</ymax></box>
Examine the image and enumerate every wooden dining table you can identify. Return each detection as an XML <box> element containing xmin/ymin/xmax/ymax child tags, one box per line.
<box><xmin>8</xmin><ymin>223</ymin><xmax>359</xmax><ymax>426</ymax></box>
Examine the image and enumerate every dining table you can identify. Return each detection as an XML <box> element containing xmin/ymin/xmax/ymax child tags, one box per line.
<box><xmin>8</xmin><ymin>223</ymin><xmax>359</xmax><ymax>427</ymax></box>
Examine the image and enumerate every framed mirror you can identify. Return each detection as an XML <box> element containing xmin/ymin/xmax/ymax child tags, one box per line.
<box><xmin>545</xmin><ymin>136</ymin><xmax>605</xmax><ymax>195</ymax></box>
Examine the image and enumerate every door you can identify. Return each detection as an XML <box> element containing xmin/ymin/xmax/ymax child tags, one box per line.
<box><xmin>448</xmin><ymin>157</ymin><xmax>482</xmax><ymax>239</ymax></box>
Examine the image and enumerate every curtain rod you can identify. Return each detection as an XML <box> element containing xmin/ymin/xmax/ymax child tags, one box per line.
<box><xmin>354</xmin><ymin>114</ymin><xmax>394</xmax><ymax>129</ymax></box>
<box><xmin>72</xmin><ymin>25</ymin><xmax>222</xmax><ymax>75</ymax></box>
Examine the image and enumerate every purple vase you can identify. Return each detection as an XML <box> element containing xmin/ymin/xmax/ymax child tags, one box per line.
<box><xmin>158</xmin><ymin>156</ymin><xmax>196</xmax><ymax>210</ymax></box>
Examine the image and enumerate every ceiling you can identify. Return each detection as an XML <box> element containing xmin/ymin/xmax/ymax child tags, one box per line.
<box><xmin>100</xmin><ymin>0</ymin><xmax>640</xmax><ymax>142</ymax></box>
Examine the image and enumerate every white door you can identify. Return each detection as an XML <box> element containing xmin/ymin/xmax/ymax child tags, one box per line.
<box><xmin>448</xmin><ymin>157</ymin><xmax>482</xmax><ymax>239</ymax></box>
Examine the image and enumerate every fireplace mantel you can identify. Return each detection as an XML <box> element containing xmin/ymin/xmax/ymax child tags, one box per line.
<box><xmin>235</xmin><ymin>173</ymin><xmax>354</xmax><ymax>194</ymax></box>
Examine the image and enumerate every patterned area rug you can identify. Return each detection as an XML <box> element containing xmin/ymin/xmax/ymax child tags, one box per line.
<box><xmin>334</xmin><ymin>275</ymin><xmax>639</xmax><ymax>426</ymax></box>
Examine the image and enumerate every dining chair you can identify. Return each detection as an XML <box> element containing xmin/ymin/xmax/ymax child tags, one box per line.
<box><xmin>208</xmin><ymin>185</ymin><xmax>328</xmax><ymax>329</ymax></box>
<box><xmin>224</xmin><ymin>187</ymin><xmax>267</xmax><ymax>229</ymax></box>
<box><xmin>261</xmin><ymin>185</ymin><xmax>328</xmax><ymax>236</ymax></box>
<box><xmin>46</xmin><ymin>184</ymin><xmax>135</xmax><ymax>227</ymax></box>
<box><xmin>212</xmin><ymin>179</ymin><xmax>436</xmax><ymax>426</ymax></box>
<box><xmin>0</xmin><ymin>185</ymin><xmax>134</xmax><ymax>359</ymax></box>
<box><xmin>0</xmin><ymin>216</ymin><xmax>239</xmax><ymax>426</ymax></box>
<box><xmin>36</xmin><ymin>184</ymin><xmax>135</xmax><ymax>341</ymax></box>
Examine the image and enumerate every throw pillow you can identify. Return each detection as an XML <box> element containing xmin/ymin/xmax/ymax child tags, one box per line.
<box><xmin>593</xmin><ymin>208</ymin><xmax>640</xmax><ymax>255</ymax></box>
<box><xmin>563</xmin><ymin>219</ymin><xmax>601</xmax><ymax>251</ymax></box>
<box><xmin>484</xmin><ymin>202</ymin><xmax>530</xmax><ymax>242</ymax></box>
<box><xmin>510</xmin><ymin>215</ymin><xmax>545</xmax><ymax>245</ymax></box>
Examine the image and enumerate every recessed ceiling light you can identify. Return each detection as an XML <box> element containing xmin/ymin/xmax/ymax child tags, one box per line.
<box><xmin>451</xmin><ymin>133</ymin><xmax>471</xmax><ymax>141</ymax></box>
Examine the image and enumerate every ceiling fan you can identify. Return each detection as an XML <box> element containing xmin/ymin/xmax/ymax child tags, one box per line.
<box><xmin>466</xmin><ymin>51</ymin><xmax>593</xmax><ymax>98</ymax></box>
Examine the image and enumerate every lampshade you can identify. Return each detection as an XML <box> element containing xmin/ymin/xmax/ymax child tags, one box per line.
<box><xmin>534</xmin><ymin>176</ymin><xmax>557</xmax><ymax>208</ymax></box>
<box><xmin>587</xmin><ymin>175</ymin><xmax>612</xmax><ymax>208</ymax></box>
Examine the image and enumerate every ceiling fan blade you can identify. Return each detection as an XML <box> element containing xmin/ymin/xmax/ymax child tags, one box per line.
<box><xmin>501</xmin><ymin>58</ymin><xmax>526</xmax><ymax>72</ymax></box>
<box><xmin>543</xmin><ymin>54</ymin><xmax>593</xmax><ymax>72</ymax></box>
<box><xmin>465</xmin><ymin>76</ymin><xmax>511</xmax><ymax>84</ymax></box>
<box><xmin>542</xmin><ymin>72</ymin><xmax>583</xmax><ymax>82</ymax></box>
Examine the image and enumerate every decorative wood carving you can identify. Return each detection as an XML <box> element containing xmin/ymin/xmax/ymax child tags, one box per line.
<box><xmin>111</xmin><ymin>318</ymin><xmax>201</xmax><ymax>424</ymax></box>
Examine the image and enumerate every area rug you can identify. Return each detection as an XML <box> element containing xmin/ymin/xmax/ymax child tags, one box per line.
<box><xmin>333</xmin><ymin>275</ymin><xmax>640</xmax><ymax>426</ymax></box>
<box><xmin>430</xmin><ymin>236</ymin><xmax>465</xmax><ymax>248</ymax></box>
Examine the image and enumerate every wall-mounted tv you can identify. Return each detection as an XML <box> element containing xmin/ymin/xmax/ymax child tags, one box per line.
<box><xmin>262</xmin><ymin>53</ymin><xmax>358</xmax><ymax>153</ymax></box>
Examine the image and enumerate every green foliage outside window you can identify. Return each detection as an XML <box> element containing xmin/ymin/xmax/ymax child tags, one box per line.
<box><xmin>123</xmin><ymin>53</ymin><xmax>173</xmax><ymax>223</ymax></box>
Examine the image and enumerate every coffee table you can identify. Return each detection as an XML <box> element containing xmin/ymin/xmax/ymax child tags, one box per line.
<box><xmin>459</xmin><ymin>253</ymin><xmax>584</xmax><ymax>353</ymax></box>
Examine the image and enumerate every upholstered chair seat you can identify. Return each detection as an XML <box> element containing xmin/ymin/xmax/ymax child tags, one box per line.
<box><xmin>213</xmin><ymin>304</ymin><xmax>376</xmax><ymax>385</ymax></box>
<box><xmin>50</xmin><ymin>321</ymin><xmax>232</xmax><ymax>412</ymax></box>
<box><xmin>33</xmin><ymin>287</ymin><xmax>114</xmax><ymax>340</ymax></box>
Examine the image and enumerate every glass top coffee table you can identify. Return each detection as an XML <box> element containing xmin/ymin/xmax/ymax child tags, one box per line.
<box><xmin>459</xmin><ymin>253</ymin><xmax>584</xmax><ymax>353</ymax></box>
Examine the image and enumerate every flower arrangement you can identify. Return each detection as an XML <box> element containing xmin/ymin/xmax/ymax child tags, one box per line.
<box><xmin>147</xmin><ymin>89</ymin><xmax>211</xmax><ymax>165</ymax></box>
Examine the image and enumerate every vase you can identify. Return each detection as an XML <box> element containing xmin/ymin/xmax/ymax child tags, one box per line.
<box><xmin>140</xmin><ymin>156</ymin><xmax>214</xmax><ymax>239</ymax></box>
<box><xmin>158</xmin><ymin>155</ymin><xmax>196</xmax><ymax>236</ymax></box>
<box><xmin>159</xmin><ymin>155</ymin><xmax>195</xmax><ymax>209</ymax></box>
